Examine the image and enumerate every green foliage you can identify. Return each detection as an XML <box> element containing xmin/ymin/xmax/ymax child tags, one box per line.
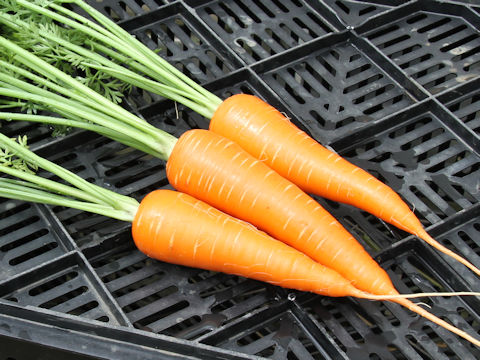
<box><xmin>0</xmin><ymin>4</ymin><xmax>129</xmax><ymax>104</ymax></box>
<box><xmin>0</xmin><ymin>135</ymin><xmax>38</xmax><ymax>173</ymax></box>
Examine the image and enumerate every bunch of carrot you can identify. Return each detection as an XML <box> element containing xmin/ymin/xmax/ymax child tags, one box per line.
<box><xmin>1</xmin><ymin>0</ymin><xmax>480</xmax><ymax>348</ymax></box>
<box><xmin>1</xmin><ymin>0</ymin><xmax>477</xmax><ymax>278</ymax></box>
<box><xmin>1</xmin><ymin>131</ymin><xmax>480</xmax><ymax>347</ymax></box>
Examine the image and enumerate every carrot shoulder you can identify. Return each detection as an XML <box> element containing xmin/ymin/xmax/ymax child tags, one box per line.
<box><xmin>166</xmin><ymin>129</ymin><xmax>396</xmax><ymax>296</ymax></box>
<box><xmin>209</xmin><ymin>94</ymin><xmax>480</xmax><ymax>277</ymax></box>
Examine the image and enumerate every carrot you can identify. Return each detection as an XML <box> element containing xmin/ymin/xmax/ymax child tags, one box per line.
<box><xmin>166</xmin><ymin>129</ymin><xmax>397</xmax><ymax>296</ymax></box>
<box><xmin>7</xmin><ymin>2</ymin><xmax>476</xmax><ymax>277</ymax></box>
<box><xmin>3</xmin><ymin>133</ymin><xmax>480</xmax><ymax>347</ymax></box>
<box><xmin>210</xmin><ymin>94</ymin><xmax>480</xmax><ymax>277</ymax></box>
<box><xmin>133</xmin><ymin>190</ymin><xmax>480</xmax><ymax>347</ymax></box>
<box><xmin>5</xmin><ymin>3</ymin><xmax>476</xmax><ymax>276</ymax></box>
<box><xmin>2</xmin><ymin>11</ymin><xmax>479</xmax><ymax>345</ymax></box>
<box><xmin>0</xmin><ymin>131</ymin><xmax>364</xmax><ymax>297</ymax></box>
<box><xmin>0</xmin><ymin>35</ymin><xmax>401</xmax><ymax>294</ymax></box>
<box><xmin>132</xmin><ymin>189</ymin><xmax>365</xmax><ymax>297</ymax></box>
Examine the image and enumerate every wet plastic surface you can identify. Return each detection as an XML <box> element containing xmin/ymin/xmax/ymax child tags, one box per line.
<box><xmin>1</xmin><ymin>1</ymin><xmax>480</xmax><ymax>359</ymax></box>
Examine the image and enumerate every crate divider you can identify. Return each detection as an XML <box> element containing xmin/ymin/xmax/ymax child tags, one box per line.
<box><xmin>0</xmin><ymin>300</ymin><xmax>259</xmax><ymax>360</ymax></box>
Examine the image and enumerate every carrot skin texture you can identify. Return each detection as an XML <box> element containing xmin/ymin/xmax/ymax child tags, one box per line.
<box><xmin>210</xmin><ymin>94</ymin><xmax>480</xmax><ymax>276</ymax></box>
<box><xmin>166</xmin><ymin>129</ymin><xmax>397</xmax><ymax>296</ymax></box>
<box><xmin>210</xmin><ymin>94</ymin><xmax>421</xmax><ymax>234</ymax></box>
<box><xmin>132</xmin><ymin>189</ymin><xmax>365</xmax><ymax>297</ymax></box>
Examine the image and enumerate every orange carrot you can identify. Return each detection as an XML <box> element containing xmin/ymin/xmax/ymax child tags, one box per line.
<box><xmin>166</xmin><ymin>129</ymin><xmax>396</xmax><ymax>296</ymax></box>
<box><xmin>210</xmin><ymin>94</ymin><xmax>480</xmax><ymax>277</ymax></box>
<box><xmin>132</xmin><ymin>189</ymin><xmax>365</xmax><ymax>298</ymax></box>
<box><xmin>3</xmin><ymin>131</ymin><xmax>480</xmax><ymax>346</ymax></box>
<box><xmin>132</xmin><ymin>189</ymin><xmax>480</xmax><ymax>347</ymax></box>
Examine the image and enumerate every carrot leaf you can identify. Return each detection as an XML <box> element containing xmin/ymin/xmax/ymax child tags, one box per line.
<box><xmin>1</xmin><ymin>0</ymin><xmax>222</xmax><ymax>118</ymax></box>
<box><xmin>0</xmin><ymin>133</ymin><xmax>139</xmax><ymax>221</ymax></box>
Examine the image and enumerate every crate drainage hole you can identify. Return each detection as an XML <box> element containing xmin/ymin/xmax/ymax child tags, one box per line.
<box><xmin>9</xmin><ymin>241</ymin><xmax>58</xmax><ymax>266</ymax></box>
<box><xmin>28</xmin><ymin>271</ymin><xmax>79</xmax><ymax>296</ymax></box>
<box><xmin>423</xmin><ymin>325</ymin><xmax>456</xmax><ymax>357</ymax></box>
<box><xmin>0</xmin><ymin>229</ymin><xmax>49</xmax><ymax>253</ymax></box>
<box><xmin>0</xmin><ymin>216</ymin><xmax>39</xmax><ymax>237</ymax></box>
<box><xmin>405</xmin><ymin>335</ymin><xmax>431</xmax><ymax>360</ymax></box>
<box><xmin>39</xmin><ymin>286</ymin><xmax>89</xmax><ymax>310</ymax></box>
<box><xmin>134</xmin><ymin>300</ymin><xmax>189</xmax><ymax>329</ymax></box>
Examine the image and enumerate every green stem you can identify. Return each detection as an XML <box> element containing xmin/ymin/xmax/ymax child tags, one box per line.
<box><xmin>0</xmin><ymin>132</ymin><xmax>135</xmax><ymax>210</ymax></box>
<box><xmin>39</xmin><ymin>30</ymin><xmax>213</xmax><ymax>118</ymax></box>
<box><xmin>56</xmin><ymin>0</ymin><xmax>222</xmax><ymax>109</ymax></box>
<box><xmin>0</xmin><ymin>58</ymin><xmax>177</xmax><ymax>157</ymax></box>
<box><xmin>0</xmin><ymin>101</ymin><xmax>23</xmax><ymax>109</ymax></box>
<box><xmin>37</xmin><ymin>31</ymin><xmax>216</xmax><ymax>117</ymax></box>
<box><xmin>0</xmin><ymin>84</ymin><xmax>174</xmax><ymax>159</ymax></box>
<box><xmin>93</xmin><ymin>65</ymin><xmax>215</xmax><ymax>118</ymax></box>
<box><xmin>0</xmin><ymin>112</ymin><xmax>163</xmax><ymax>158</ymax></box>
<box><xmin>87</xmin><ymin>40</ymin><xmax>162</xmax><ymax>81</ymax></box>
<box><xmin>17</xmin><ymin>0</ymin><xmax>188</xmax><ymax>97</ymax></box>
<box><xmin>0</xmin><ymin>178</ymin><xmax>49</xmax><ymax>192</ymax></box>
<box><xmin>7</xmin><ymin>0</ymin><xmax>222</xmax><ymax>117</ymax></box>
<box><xmin>0</xmin><ymin>35</ymin><xmax>168</xmax><ymax>142</ymax></box>
<box><xmin>0</xmin><ymin>185</ymin><xmax>137</xmax><ymax>222</ymax></box>
<box><xmin>19</xmin><ymin>26</ymin><xmax>214</xmax><ymax>113</ymax></box>
<box><xmin>0</xmin><ymin>165</ymin><xmax>102</xmax><ymax>204</ymax></box>
<box><xmin>0</xmin><ymin>58</ymin><xmax>117</xmax><ymax>115</ymax></box>
<box><xmin>15</xmin><ymin>0</ymin><xmax>120</xmax><ymax>51</ymax></box>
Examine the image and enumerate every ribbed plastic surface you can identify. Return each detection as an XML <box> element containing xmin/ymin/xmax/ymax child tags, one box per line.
<box><xmin>1</xmin><ymin>1</ymin><xmax>480</xmax><ymax>359</ymax></box>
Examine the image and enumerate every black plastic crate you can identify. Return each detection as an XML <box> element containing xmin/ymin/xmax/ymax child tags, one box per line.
<box><xmin>88</xmin><ymin>0</ymin><xmax>168</xmax><ymax>22</ymax></box>
<box><xmin>358</xmin><ymin>1</ymin><xmax>480</xmax><ymax>96</ymax></box>
<box><xmin>191</xmin><ymin>0</ymin><xmax>334</xmax><ymax>64</ymax></box>
<box><xmin>0</xmin><ymin>201</ymin><xmax>68</xmax><ymax>281</ymax></box>
<box><xmin>439</xmin><ymin>77</ymin><xmax>480</xmax><ymax>138</ymax></box>
<box><xmin>322</xmin><ymin>0</ymin><xmax>394</xmax><ymax>27</ymax></box>
<box><xmin>2</xmin><ymin>1</ymin><xmax>480</xmax><ymax>360</ymax></box>
<box><xmin>256</xmin><ymin>32</ymin><xmax>417</xmax><ymax>145</ymax></box>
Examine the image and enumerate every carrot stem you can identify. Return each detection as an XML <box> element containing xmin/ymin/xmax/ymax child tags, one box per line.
<box><xmin>0</xmin><ymin>133</ymin><xmax>138</xmax><ymax>213</ymax></box>
<box><xmin>0</xmin><ymin>185</ymin><xmax>137</xmax><ymax>222</ymax></box>
<box><xmin>0</xmin><ymin>112</ymin><xmax>159</xmax><ymax>157</ymax></box>
<box><xmin>0</xmin><ymin>35</ymin><xmax>172</xmax><ymax>145</ymax></box>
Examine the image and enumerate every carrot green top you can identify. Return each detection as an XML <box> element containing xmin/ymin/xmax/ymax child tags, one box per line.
<box><xmin>0</xmin><ymin>133</ymin><xmax>139</xmax><ymax>221</ymax></box>
<box><xmin>0</xmin><ymin>0</ymin><xmax>222</xmax><ymax>118</ymax></box>
<box><xmin>0</xmin><ymin>33</ymin><xmax>179</xmax><ymax>160</ymax></box>
<box><xmin>0</xmin><ymin>0</ymin><xmax>225</xmax><ymax>162</ymax></box>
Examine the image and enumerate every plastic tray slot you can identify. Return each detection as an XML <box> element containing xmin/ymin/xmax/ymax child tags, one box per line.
<box><xmin>257</xmin><ymin>33</ymin><xmax>416</xmax><ymax>144</ymax></box>
<box><xmin>359</xmin><ymin>3</ymin><xmax>480</xmax><ymax>95</ymax></box>
<box><xmin>321</xmin><ymin>0</ymin><xmax>393</xmax><ymax>27</ymax></box>
<box><xmin>0</xmin><ymin>252</ymin><xmax>124</xmax><ymax>325</ymax></box>
<box><xmin>193</xmin><ymin>0</ymin><xmax>333</xmax><ymax>64</ymax></box>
